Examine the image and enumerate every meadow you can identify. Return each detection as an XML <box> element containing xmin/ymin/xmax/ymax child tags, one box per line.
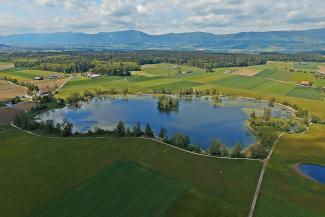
<box><xmin>255</xmin><ymin>124</ymin><xmax>325</xmax><ymax>217</ymax></box>
<box><xmin>0</xmin><ymin>128</ymin><xmax>261</xmax><ymax>217</ymax></box>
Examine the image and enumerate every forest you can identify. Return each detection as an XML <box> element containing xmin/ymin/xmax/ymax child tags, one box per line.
<box><xmin>0</xmin><ymin>51</ymin><xmax>324</xmax><ymax>76</ymax></box>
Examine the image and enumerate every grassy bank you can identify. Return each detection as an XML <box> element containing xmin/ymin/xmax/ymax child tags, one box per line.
<box><xmin>0</xmin><ymin>127</ymin><xmax>261</xmax><ymax>217</ymax></box>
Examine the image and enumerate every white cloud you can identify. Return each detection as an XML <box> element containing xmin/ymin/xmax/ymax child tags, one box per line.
<box><xmin>0</xmin><ymin>0</ymin><xmax>324</xmax><ymax>35</ymax></box>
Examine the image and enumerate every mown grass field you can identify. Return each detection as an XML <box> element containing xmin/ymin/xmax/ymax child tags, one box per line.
<box><xmin>30</xmin><ymin>160</ymin><xmax>187</xmax><ymax>217</ymax></box>
<box><xmin>0</xmin><ymin>128</ymin><xmax>261</xmax><ymax>217</ymax></box>
<box><xmin>141</xmin><ymin>64</ymin><xmax>205</xmax><ymax>76</ymax></box>
<box><xmin>255</xmin><ymin>124</ymin><xmax>325</xmax><ymax>217</ymax></box>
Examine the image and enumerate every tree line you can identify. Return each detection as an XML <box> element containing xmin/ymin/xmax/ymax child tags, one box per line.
<box><xmin>2</xmin><ymin>51</ymin><xmax>324</xmax><ymax>75</ymax></box>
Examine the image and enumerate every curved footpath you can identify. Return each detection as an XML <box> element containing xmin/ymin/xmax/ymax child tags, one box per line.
<box><xmin>10</xmin><ymin>122</ymin><xmax>262</xmax><ymax>162</ymax></box>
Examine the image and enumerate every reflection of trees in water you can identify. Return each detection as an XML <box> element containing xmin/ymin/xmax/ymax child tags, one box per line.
<box><xmin>157</xmin><ymin>106</ymin><xmax>179</xmax><ymax>115</ymax></box>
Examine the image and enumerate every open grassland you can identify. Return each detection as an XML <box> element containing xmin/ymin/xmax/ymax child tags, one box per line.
<box><xmin>30</xmin><ymin>160</ymin><xmax>186</xmax><ymax>217</ymax></box>
<box><xmin>255</xmin><ymin>124</ymin><xmax>325</xmax><ymax>217</ymax></box>
<box><xmin>0</xmin><ymin>80</ymin><xmax>27</xmax><ymax>101</ymax></box>
<box><xmin>0</xmin><ymin>128</ymin><xmax>261</xmax><ymax>217</ymax></box>
<box><xmin>214</xmin><ymin>72</ymin><xmax>323</xmax><ymax>100</ymax></box>
<box><xmin>141</xmin><ymin>64</ymin><xmax>205</xmax><ymax>76</ymax></box>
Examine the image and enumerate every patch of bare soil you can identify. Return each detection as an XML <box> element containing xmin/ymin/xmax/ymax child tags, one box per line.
<box><xmin>232</xmin><ymin>69</ymin><xmax>261</xmax><ymax>77</ymax></box>
<box><xmin>33</xmin><ymin>78</ymin><xmax>69</xmax><ymax>92</ymax></box>
<box><xmin>0</xmin><ymin>80</ymin><xmax>27</xmax><ymax>101</ymax></box>
<box><xmin>0</xmin><ymin>102</ymin><xmax>35</xmax><ymax>126</ymax></box>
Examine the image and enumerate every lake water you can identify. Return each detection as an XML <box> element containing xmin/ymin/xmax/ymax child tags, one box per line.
<box><xmin>298</xmin><ymin>164</ymin><xmax>325</xmax><ymax>184</ymax></box>
<box><xmin>37</xmin><ymin>96</ymin><xmax>292</xmax><ymax>149</ymax></box>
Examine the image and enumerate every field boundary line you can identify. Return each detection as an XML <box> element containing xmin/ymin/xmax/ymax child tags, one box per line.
<box><xmin>54</xmin><ymin>77</ymin><xmax>72</xmax><ymax>93</ymax></box>
<box><xmin>10</xmin><ymin>122</ymin><xmax>262</xmax><ymax>162</ymax></box>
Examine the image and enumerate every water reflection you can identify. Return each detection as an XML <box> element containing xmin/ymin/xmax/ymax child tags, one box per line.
<box><xmin>37</xmin><ymin>96</ymin><xmax>292</xmax><ymax>149</ymax></box>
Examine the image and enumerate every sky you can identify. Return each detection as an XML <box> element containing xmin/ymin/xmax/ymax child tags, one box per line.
<box><xmin>0</xmin><ymin>0</ymin><xmax>325</xmax><ymax>35</ymax></box>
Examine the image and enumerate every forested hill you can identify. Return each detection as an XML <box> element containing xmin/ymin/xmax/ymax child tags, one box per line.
<box><xmin>0</xmin><ymin>29</ymin><xmax>324</xmax><ymax>52</ymax></box>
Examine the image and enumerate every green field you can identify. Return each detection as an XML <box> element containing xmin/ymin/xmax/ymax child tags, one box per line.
<box><xmin>255</xmin><ymin>124</ymin><xmax>325</xmax><ymax>217</ymax></box>
<box><xmin>141</xmin><ymin>64</ymin><xmax>205</xmax><ymax>76</ymax></box>
<box><xmin>30</xmin><ymin>160</ymin><xmax>187</xmax><ymax>217</ymax></box>
<box><xmin>0</xmin><ymin>128</ymin><xmax>261</xmax><ymax>217</ymax></box>
<box><xmin>0</xmin><ymin>67</ymin><xmax>64</xmax><ymax>81</ymax></box>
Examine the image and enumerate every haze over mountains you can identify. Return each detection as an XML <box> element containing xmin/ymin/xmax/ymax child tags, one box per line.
<box><xmin>0</xmin><ymin>28</ymin><xmax>324</xmax><ymax>52</ymax></box>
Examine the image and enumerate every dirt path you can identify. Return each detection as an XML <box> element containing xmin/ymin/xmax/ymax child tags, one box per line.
<box><xmin>247</xmin><ymin>132</ymin><xmax>286</xmax><ymax>217</ymax></box>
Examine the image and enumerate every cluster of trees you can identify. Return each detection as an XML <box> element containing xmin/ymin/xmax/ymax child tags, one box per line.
<box><xmin>207</xmin><ymin>139</ymin><xmax>267</xmax><ymax>159</ymax></box>
<box><xmin>250</xmin><ymin>107</ymin><xmax>307</xmax><ymax>133</ymax></box>
<box><xmin>157</xmin><ymin>95</ymin><xmax>179</xmax><ymax>112</ymax></box>
<box><xmin>41</xmin><ymin>119</ymin><xmax>73</xmax><ymax>137</ymax></box>
<box><xmin>91</xmin><ymin>61</ymin><xmax>139</xmax><ymax>76</ymax></box>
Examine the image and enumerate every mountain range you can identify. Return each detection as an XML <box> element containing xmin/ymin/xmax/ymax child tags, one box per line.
<box><xmin>0</xmin><ymin>29</ymin><xmax>324</xmax><ymax>52</ymax></box>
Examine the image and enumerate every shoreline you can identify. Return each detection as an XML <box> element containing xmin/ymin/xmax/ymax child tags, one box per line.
<box><xmin>293</xmin><ymin>163</ymin><xmax>325</xmax><ymax>185</ymax></box>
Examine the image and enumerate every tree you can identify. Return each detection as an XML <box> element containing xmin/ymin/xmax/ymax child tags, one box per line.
<box><xmin>187</xmin><ymin>144</ymin><xmax>201</xmax><ymax>153</ymax></box>
<box><xmin>61</xmin><ymin>119</ymin><xmax>73</xmax><ymax>137</ymax></box>
<box><xmin>115</xmin><ymin>121</ymin><xmax>126</xmax><ymax>137</ymax></box>
<box><xmin>132</xmin><ymin>121</ymin><xmax>143</xmax><ymax>137</ymax></box>
<box><xmin>230</xmin><ymin>144</ymin><xmax>242</xmax><ymax>158</ymax></box>
<box><xmin>207</xmin><ymin>139</ymin><xmax>222</xmax><ymax>156</ymax></box>
<box><xmin>220</xmin><ymin>144</ymin><xmax>229</xmax><ymax>157</ymax></box>
<box><xmin>184</xmin><ymin>135</ymin><xmax>190</xmax><ymax>147</ymax></box>
<box><xmin>263</xmin><ymin>107</ymin><xmax>272</xmax><ymax>122</ymax></box>
<box><xmin>144</xmin><ymin>123</ymin><xmax>154</xmax><ymax>138</ymax></box>
<box><xmin>158</xmin><ymin>127</ymin><xmax>167</xmax><ymax>139</ymax></box>
<box><xmin>170</xmin><ymin>132</ymin><xmax>190</xmax><ymax>149</ymax></box>
<box><xmin>249</xmin><ymin>143</ymin><xmax>268</xmax><ymax>159</ymax></box>
<box><xmin>268</xmin><ymin>97</ymin><xmax>276</xmax><ymax>107</ymax></box>
<box><xmin>44</xmin><ymin>120</ymin><xmax>55</xmax><ymax>133</ymax></box>
<box><xmin>250</xmin><ymin>111</ymin><xmax>256</xmax><ymax>120</ymax></box>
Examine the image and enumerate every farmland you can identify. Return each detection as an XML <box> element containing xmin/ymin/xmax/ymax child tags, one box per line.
<box><xmin>255</xmin><ymin>124</ymin><xmax>325</xmax><ymax>217</ymax></box>
<box><xmin>0</xmin><ymin>79</ymin><xmax>26</xmax><ymax>101</ymax></box>
<box><xmin>0</xmin><ymin>54</ymin><xmax>325</xmax><ymax>217</ymax></box>
<box><xmin>0</xmin><ymin>128</ymin><xmax>261</xmax><ymax>217</ymax></box>
<box><xmin>0</xmin><ymin>67</ymin><xmax>69</xmax><ymax>92</ymax></box>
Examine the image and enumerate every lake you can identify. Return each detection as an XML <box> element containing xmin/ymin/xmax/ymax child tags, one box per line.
<box><xmin>298</xmin><ymin>163</ymin><xmax>325</xmax><ymax>184</ymax></box>
<box><xmin>37</xmin><ymin>96</ymin><xmax>292</xmax><ymax>149</ymax></box>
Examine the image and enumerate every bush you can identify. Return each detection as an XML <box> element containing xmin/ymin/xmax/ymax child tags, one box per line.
<box><xmin>207</xmin><ymin>139</ymin><xmax>229</xmax><ymax>157</ymax></box>
<box><xmin>230</xmin><ymin>144</ymin><xmax>243</xmax><ymax>158</ymax></box>
<box><xmin>248</xmin><ymin>143</ymin><xmax>268</xmax><ymax>159</ymax></box>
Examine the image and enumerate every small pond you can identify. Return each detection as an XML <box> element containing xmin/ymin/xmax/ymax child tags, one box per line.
<box><xmin>297</xmin><ymin>164</ymin><xmax>325</xmax><ymax>184</ymax></box>
<box><xmin>37</xmin><ymin>96</ymin><xmax>292</xmax><ymax>149</ymax></box>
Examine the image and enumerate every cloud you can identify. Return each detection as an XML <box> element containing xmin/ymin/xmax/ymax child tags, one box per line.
<box><xmin>0</xmin><ymin>0</ymin><xmax>324</xmax><ymax>35</ymax></box>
